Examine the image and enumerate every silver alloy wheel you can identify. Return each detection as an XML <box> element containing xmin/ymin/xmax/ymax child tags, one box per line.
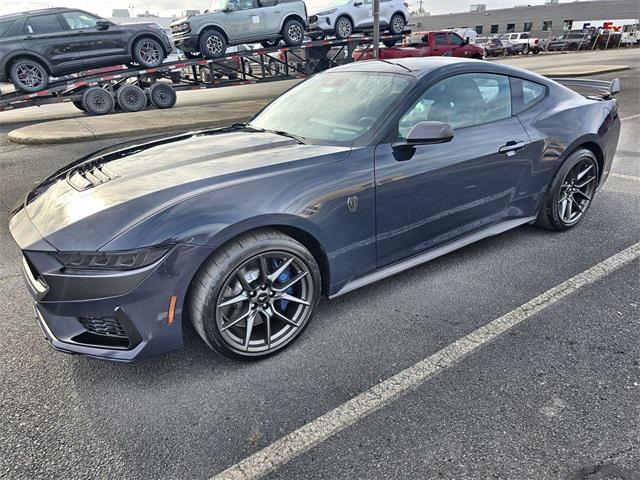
<box><xmin>391</xmin><ymin>15</ymin><xmax>404</xmax><ymax>34</ymax></box>
<box><xmin>287</xmin><ymin>24</ymin><xmax>303</xmax><ymax>43</ymax></box>
<box><xmin>206</xmin><ymin>34</ymin><xmax>224</xmax><ymax>55</ymax></box>
<box><xmin>15</xmin><ymin>63</ymin><xmax>45</xmax><ymax>89</ymax></box>
<box><xmin>557</xmin><ymin>158</ymin><xmax>597</xmax><ymax>225</ymax></box>
<box><xmin>337</xmin><ymin>18</ymin><xmax>352</xmax><ymax>38</ymax></box>
<box><xmin>215</xmin><ymin>251</ymin><xmax>314</xmax><ymax>354</ymax></box>
<box><xmin>139</xmin><ymin>41</ymin><xmax>161</xmax><ymax>65</ymax></box>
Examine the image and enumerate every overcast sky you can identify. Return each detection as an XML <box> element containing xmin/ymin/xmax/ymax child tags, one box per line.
<box><xmin>0</xmin><ymin>0</ymin><xmax>592</xmax><ymax>17</ymax></box>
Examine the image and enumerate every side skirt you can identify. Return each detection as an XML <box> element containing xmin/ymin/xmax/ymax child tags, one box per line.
<box><xmin>329</xmin><ymin>216</ymin><xmax>536</xmax><ymax>299</ymax></box>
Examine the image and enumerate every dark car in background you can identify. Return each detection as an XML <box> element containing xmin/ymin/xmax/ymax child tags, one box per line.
<box><xmin>9</xmin><ymin>58</ymin><xmax>620</xmax><ymax>362</ymax></box>
<box><xmin>547</xmin><ymin>32</ymin><xmax>594</xmax><ymax>51</ymax></box>
<box><xmin>483</xmin><ymin>37</ymin><xmax>525</xmax><ymax>56</ymax></box>
<box><xmin>0</xmin><ymin>8</ymin><xmax>172</xmax><ymax>92</ymax></box>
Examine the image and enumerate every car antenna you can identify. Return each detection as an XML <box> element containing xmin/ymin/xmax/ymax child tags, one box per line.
<box><xmin>377</xmin><ymin>58</ymin><xmax>412</xmax><ymax>72</ymax></box>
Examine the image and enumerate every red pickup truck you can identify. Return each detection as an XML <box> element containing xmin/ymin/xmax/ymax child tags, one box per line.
<box><xmin>353</xmin><ymin>31</ymin><xmax>484</xmax><ymax>61</ymax></box>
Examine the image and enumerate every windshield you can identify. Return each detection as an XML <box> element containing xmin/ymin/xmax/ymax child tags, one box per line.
<box><xmin>209</xmin><ymin>0</ymin><xmax>227</xmax><ymax>11</ymax></box>
<box><xmin>250</xmin><ymin>71</ymin><xmax>413</xmax><ymax>146</ymax></box>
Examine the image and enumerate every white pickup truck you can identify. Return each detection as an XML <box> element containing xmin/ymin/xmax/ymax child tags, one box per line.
<box><xmin>499</xmin><ymin>32</ymin><xmax>544</xmax><ymax>54</ymax></box>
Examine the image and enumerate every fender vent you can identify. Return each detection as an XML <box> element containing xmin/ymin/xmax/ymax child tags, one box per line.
<box><xmin>67</xmin><ymin>159</ymin><xmax>119</xmax><ymax>191</ymax></box>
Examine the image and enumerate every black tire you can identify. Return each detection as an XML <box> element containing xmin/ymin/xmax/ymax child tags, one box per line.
<box><xmin>472</xmin><ymin>53</ymin><xmax>483</xmax><ymax>60</ymax></box>
<box><xmin>388</xmin><ymin>13</ymin><xmax>405</xmax><ymax>35</ymax></box>
<box><xmin>132</xmin><ymin>37</ymin><xmax>165</xmax><ymax>68</ymax></box>
<box><xmin>268</xmin><ymin>59</ymin><xmax>280</xmax><ymax>76</ymax></box>
<box><xmin>72</xmin><ymin>100</ymin><xmax>86</xmax><ymax>112</ymax></box>
<box><xmin>188</xmin><ymin>229</ymin><xmax>322</xmax><ymax>359</ymax></box>
<box><xmin>182</xmin><ymin>51</ymin><xmax>201</xmax><ymax>59</ymax></box>
<box><xmin>242</xmin><ymin>59</ymin><xmax>252</xmax><ymax>76</ymax></box>
<box><xmin>383</xmin><ymin>39</ymin><xmax>397</xmax><ymax>47</ymax></box>
<box><xmin>81</xmin><ymin>87</ymin><xmax>114</xmax><ymax>115</ymax></box>
<box><xmin>282</xmin><ymin>18</ymin><xmax>305</xmax><ymax>46</ymax></box>
<box><xmin>535</xmin><ymin>148</ymin><xmax>599</xmax><ymax>231</ymax></box>
<box><xmin>9</xmin><ymin>58</ymin><xmax>49</xmax><ymax>93</ymax></box>
<box><xmin>261</xmin><ymin>39</ymin><xmax>280</xmax><ymax>48</ymax></box>
<box><xmin>116</xmin><ymin>85</ymin><xmax>147</xmax><ymax>112</ymax></box>
<box><xmin>200</xmin><ymin>29</ymin><xmax>227</xmax><ymax>58</ymax></box>
<box><xmin>334</xmin><ymin>16</ymin><xmax>353</xmax><ymax>40</ymax></box>
<box><xmin>148</xmin><ymin>83</ymin><xmax>176</xmax><ymax>109</ymax></box>
<box><xmin>531</xmin><ymin>47</ymin><xmax>540</xmax><ymax>54</ymax></box>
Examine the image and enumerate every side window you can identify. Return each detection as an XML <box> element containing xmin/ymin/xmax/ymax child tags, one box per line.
<box><xmin>510</xmin><ymin>77</ymin><xmax>546</xmax><ymax>114</ymax></box>
<box><xmin>398</xmin><ymin>73</ymin><xmax>512</xmax><ymax>137</ymax></box>
<box><xmin>61</xmin><ymin>11</ymin><xmax>100</xmax><ymax>30</ymax></box>
<box><xmin>434</xmin><ymin>33</ymin><xmax>448</xmax><ymax>45</ymax></box>
<box><xmin>449</xmin><ymin>34</ymin><xmax>464</xmax><ymax>45</ymax></box>
<box><xmin>27</xmin><ymin>14</ymin><xmax>64</xmax><ymax>34</ymax></box>
<box><xmin>0</xmin><ymin>20</ymin><xmax>14</xmax><ymax>37</ymax></box>
<box><xmin>521</xmin><ymin>32</ymin><xmax>529</xmax><ymax>39</ymax></box>
<box><xmin>228</xmin><ymin>0</ymin><xmax>255</xmax><ymax>10</ymax></box>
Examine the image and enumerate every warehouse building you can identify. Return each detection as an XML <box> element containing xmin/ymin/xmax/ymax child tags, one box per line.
<box><xmin>410</xmin><ymin>0</ymin><xmax>639</xmax><ymax>38</ymax></box>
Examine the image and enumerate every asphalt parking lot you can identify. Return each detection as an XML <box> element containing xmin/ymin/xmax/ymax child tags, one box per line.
<box><xmin>0</xmin><ymin>49</ymin><xmax>639</xmax><ymax>480</ymax></box>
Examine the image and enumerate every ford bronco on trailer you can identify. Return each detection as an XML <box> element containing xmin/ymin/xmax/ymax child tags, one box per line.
<box><xmin>0</xmin><ymin>8</ymin><xmax>171</xmax><ymax>93</ymax></box>
<box><xmin>171</xmin><ymin>0</ymin><xmax>307</xmax><ymax>59</ymax></box>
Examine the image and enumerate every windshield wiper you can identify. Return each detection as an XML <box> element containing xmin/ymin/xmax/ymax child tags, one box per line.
<box><xmin>247</xmin><ymin>125</ymin><xmax>307</xmax><ymax>144</ymax></box>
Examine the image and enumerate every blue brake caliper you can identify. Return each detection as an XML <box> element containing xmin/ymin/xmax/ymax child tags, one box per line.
<box><xmin>273</xmin><ymin>259</ymin><xmax>293</xmax><ymax>310</ymax></box>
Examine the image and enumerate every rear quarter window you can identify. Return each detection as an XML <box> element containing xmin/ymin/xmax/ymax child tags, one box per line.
<box><xmin>511</xmin><ymin>77</ymin><xmax>547</xmax><ymax>114</ymax></box>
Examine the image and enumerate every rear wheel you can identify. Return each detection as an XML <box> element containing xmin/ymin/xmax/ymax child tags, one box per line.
<box><xmin>132</xmin><ymin>38</ymin><xmax>165</xmax><ymax>68</ymax></box>
<box><xmin>334</xmin><ymin>16</ymin><xmax>353</xmax><ymax>39</ymax></box>
<box><xmin>200</xmin><ymin>30</ymin><xmax>227</xmax><ymax>58</ymax></box>
<box><xmin>389</xmin><ymin>13</ymin><xmax>405</xmax><ymax>35</ymax></box>
<box><xmin>535</xmin><ymin>149</ymin><xmax>599</xmax><ymax>231</ymax></box>
<box><xmin>189</xmin><ymin>229</ymin><xmax>322</xmax><ymax>359</ymax></box>
<box><xmin>9</xmin><ymin>58</ymin><xmax>49</xmax><ymax>93</ymax></box>
<box><xmin>81</xmin><ymin>87</ymin><xmax>114</xmax><ymax>115</ymax></box>
<box><xmin>116</xmin><ymin>85</ymin><xmax>147</xmax><ymax>112</ymax></box>
<box><xmin>282</xmin><ymin>19</ymin><xmax>304</xmax><ymax>46</ymax></box>
<box><xmin>148</xmin><ymin>83</ymin><xmax>176</xmax><ymax>109</ymax></box>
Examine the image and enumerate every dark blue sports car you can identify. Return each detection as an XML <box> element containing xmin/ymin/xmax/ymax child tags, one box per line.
<box><xmin>9</xmin><ymin>57</ymin><xmax>621</xmax><ymax>361</ymax></box>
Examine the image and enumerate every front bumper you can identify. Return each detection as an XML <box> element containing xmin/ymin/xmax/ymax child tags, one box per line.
<box><xmin>308</xmin><ymin>15</ymin><xmax>336</xmax><ymax>35</ymax></box>
<box><xmin>173</xmin><ymin>34</ymin><xmax>200</xmax><ymax>53</ymax></box>
<box><xmin>19</xmin><ymin>245</ymin><xmax>213</xmax><ymax>362</ymax></box>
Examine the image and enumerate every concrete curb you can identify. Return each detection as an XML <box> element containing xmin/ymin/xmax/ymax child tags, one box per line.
<box><xmin>8</xmin><ymin>99</ymin><xmax>269</xmax><ymax>145</ymax></box>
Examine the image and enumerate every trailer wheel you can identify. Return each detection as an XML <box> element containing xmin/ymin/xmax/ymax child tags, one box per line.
<box><xmin>148</xmin><ymin>83</ymin><xmax>176</xmax><ymax>109</ymax></box>
<box><xmin>383</xmin><ymin>39</ymin><xmax>397</xmax><ymax>47</ymax></box>
<box><xmin>200</xmin><ymin>30</ymin><xmax>227</xmax><ymax>58</ymax></box>
<box><xmin>116</xmin><ymin>85</ymin><xmax>147</xmax><ymax>112</ymax></box>
<box><xmin>81</xmin><ymin>87</ymin><xmax>114</xmax><ymax>115</ymax></box>
<box><xmin>9</xmin><ymin>58</ymin><xmax>49</xmax><ymax>93</ymax></box>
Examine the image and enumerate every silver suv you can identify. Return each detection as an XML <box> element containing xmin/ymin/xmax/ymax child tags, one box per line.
<box><xmin>171</xmin><ymin>0</ymin><xmax>307</xmax><ymax>58</ymax></box>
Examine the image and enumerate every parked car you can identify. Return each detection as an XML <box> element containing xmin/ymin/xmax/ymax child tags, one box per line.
<box><xmin>546</xmin><ymin>32</ymin><xmax>593</xmax><ymax>51</ymax></box>
<box><xmin>308</xmin><ymin>0</ymin><xmax>408</xmax><ymax>39</ymax></box>
<box><xmin>353</xmin><ymin>31</ymin><xmax>484</xmax><ymax>60</ymax></box>
<box><xmin>0</xmin><ymin>8</ymin><xmax>171</xmax><ymax>93</ymax></box>
<box><xmin>498</xmin><ymin>32</ymin><xmax>543</xmax><ymax>54</ymax></box>
<box><xmin>170</xmin><ymin>0</ymin><xmax>307</xmax><ymax>59</ymax></box>
<box><xmin>621</xmin><ymin>23</ymin><xmax>640</xmax><ymax>45</ymax></box>
<box><xmin>484</xmin><ymin>37</ymin><xmax>525</xmax><ymax>56</ymax></box>
<box><xmin>9</xmin><ymin>57</ymin><xmax>620</xmax><ymax>361</ymax></box>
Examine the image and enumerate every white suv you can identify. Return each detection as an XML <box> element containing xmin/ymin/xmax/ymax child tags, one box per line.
<box><xmin>309</xmin><ymin>0</ymin><xmax>408</xmax><ymax>39</ymax></box>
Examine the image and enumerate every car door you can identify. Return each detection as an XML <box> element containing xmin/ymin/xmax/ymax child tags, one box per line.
<box><xmin>429</xmin><ymin>32</ymin><xmax>450</xmax><ymax>55</ymax></box>
<box><xmin>351</xmin><ymin>0</ymin><xmax>373</xmax><ymax>30</ymax></box>
<box><xmin>374</xmin><ymin>72</ymin><xmax>535</xmax><ymax>267</ymax></box>
<box><xmin>58</xmin><ymin>11</ymin><xmax>127</xmax><ymax>67</ymax></box>
<box><xmin>256</xmin><ymin>0</ymin><xmax>281</xmax><ymax>36</ymax></box>
<box><xmin>224</xmin><ymin>0</ymin><xmax>264</xmax><ymax>41</ymax></box>
<box><xmin>448</xmin><ymin>32</ymin><xmax>467</xmax><ymax>57</ymax></box>
<box><xmin>24</xmin><ymin>13</ymin><xmax>83</xmax><ymax>75</ymax></box>
<box><xmin>378</xmin><ymin>0</ymin><xmax>394</xmax><ymax>26</ymax></box>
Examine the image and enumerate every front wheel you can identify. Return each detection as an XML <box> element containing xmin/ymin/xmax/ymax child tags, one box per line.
<box><xmin>189</xmin><ymin>229</ymin><xmax>322</xmax><ymax>360</ymax></box>
<box><xmin>282</xmin><ymin>19</ymin><xmax>304</xmax><ymax>46</ymax></box>
<box><xmin>535</xmin><ymin>149</ymin><xmax>599</xmax><ymax>231</ymax></box>
<box><xmin>334</xmin><ymin>16</ymin><xmax>353</xmax><ymax>39</ymax></box>
<box><xmin>200</xmin><ymin>30</ymin><xmax>227</xmax><ymax>58</ymax></box>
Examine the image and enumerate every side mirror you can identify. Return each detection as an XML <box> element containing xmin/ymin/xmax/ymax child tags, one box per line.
<box><xmin>96</xmin><ymin>20</ymin><xmax>111</xmax><ymax>31</ymax></box>
<box><xmin>354</xmin><ymin>1</ymin><xmax>363</xmax><ymax>6</ymax></box>
<box><xmin>399</xmin><ymin>121</ymin><xmax>454</xmax><ymax>147</ymax></box>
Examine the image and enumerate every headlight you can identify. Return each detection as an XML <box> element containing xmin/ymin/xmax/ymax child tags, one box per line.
<box><xmin>51</xmin><ymin>245</ymin><xmax>173</xmax><ymax>271</ymax></box>
<box><xmin>171</xmin><ymin>22</ymin><xmax>191</xmax><ymax>34</ymax></box>
<box><xmin>316</xmin><ymin>8</ymin><xmax>337</xmax><ymax>15</ymax></box>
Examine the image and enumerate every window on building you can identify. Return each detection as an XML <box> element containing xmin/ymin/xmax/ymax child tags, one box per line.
<box><xmin>523</xmin><ymin>22</ymin><xmax>532</xmax><ymax>32</ymax></box>
<box><xmin>490</xmin><ymin>24</ymin><xmax>499</xmax><ymax>34</ymax></box>
<box><xmin>542</xmin><ymin>20</ymin><xmax>553</xmax><ymax>31</ymax></box>
<box><xmin>563</xmin><ymin>19</ymin><xmax>573</xmax><ymax>30</ymax></box>
<box><xmin>506</xmin><ymin>23</ymin><xmax>515</xmax><ymax>32</ymax></box>
<box><xmin>475</xmin><ymin>25</ymin><xmax>483</xmax><ymax>34</ymax></box>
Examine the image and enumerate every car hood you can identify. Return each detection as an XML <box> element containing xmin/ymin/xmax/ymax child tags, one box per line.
<box><xmin>14</xmin><ymin>129</ymin><xmax>349</xmax><ymax>251</ymax></box>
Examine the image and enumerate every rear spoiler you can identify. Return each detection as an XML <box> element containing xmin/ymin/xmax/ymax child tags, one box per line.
<box><xmin>551</xmin><ymin>77</ymin><xmax>620</xmax><ymax>99</ymax></box>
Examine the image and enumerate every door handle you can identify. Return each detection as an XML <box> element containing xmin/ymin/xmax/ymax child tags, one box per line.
<box><xmin>498</xmin><ymin>140</ymin><xmax>528</xmax><ymax>156</ymax></box>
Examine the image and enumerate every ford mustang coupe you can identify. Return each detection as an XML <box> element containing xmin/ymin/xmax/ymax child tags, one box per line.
<box><xmin>9</xmin><ymin>58</ymin><xmax>621</xmax><ymax>361</ymax></box>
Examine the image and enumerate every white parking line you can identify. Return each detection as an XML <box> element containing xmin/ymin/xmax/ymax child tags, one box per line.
<box><xmin>212</xmin><ymin>241</ymin><xmax>640</xmax><ymax>480</ymax></box>
<box><xmin>611</xmin><ymin>173</ymin><xmax>640</xmax><ymax>182</ymax></box>
<box><xmin>621</xmin><ymin>113</ymin><xmax>640</xmax><ymax>122</ymax></box>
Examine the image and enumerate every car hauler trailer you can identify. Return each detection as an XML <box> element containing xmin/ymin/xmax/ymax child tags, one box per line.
<box><xmin>0</xmin><ymin>34</ymin><xmax>406</xmax><ymax>115</ymax></box>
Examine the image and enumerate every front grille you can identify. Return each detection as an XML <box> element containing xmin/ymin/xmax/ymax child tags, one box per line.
<box><xmin>66</xmin><ymin>158</ymin><xmax>119</xmax><ymax>191</ymax></box>
<box><xmin>78</xmin><ymin>316</ymin><xmax>128</xmax><ymax>339</ymax></box>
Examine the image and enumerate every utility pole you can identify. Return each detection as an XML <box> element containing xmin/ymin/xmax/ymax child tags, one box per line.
<box><xmin>373</xmin><ymin>0</ymin><xmax>380</xmax><ymax>58</ymax></box>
